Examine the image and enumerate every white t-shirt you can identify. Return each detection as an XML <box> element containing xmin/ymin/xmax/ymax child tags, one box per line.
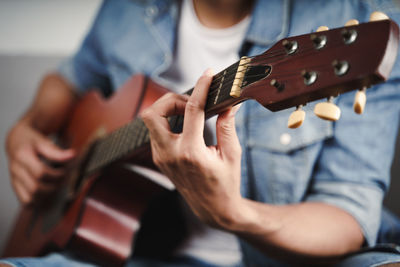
<box><xmin>159</xmin><ymin>0</ymin><xmax>251</xmax><ymax>265</ymax></box>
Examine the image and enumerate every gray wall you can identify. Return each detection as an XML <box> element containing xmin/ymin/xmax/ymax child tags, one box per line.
<box><xmin>0</xmin><ymin>0</ymin><xmax>101</xmax><ymax>254</ymax></box>
<box><xmin>0</xmin><ymin>55</ymin><xmax>64</xmax><ymax>253</ymax></box>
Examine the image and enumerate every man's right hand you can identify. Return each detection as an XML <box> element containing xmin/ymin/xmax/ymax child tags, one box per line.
<box><xmin>6</xmin><ymin>120</ymin><xmax>75</xmax><ymax>205</ymax></box>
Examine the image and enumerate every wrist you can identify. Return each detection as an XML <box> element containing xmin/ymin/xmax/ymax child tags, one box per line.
<box><xmin>20</xmin><ymin>112</ymin><xmax>36</xmax><ymax>127</ymax></box>
<box><xmin>216</xmin><ymin>198</ymin><xmax>282</xmax><ymax>236</ymax></box>
<box><xmin>212</xmin><ymin>196</ymin><xmax>256</xmax><ymax>232</ymax></box>
<box><xmin>17</xmin><ymin>112</ymin><xmax>45</xmax><ymax>134</ymax></box>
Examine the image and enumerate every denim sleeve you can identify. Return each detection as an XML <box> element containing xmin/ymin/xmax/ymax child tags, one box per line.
<box><xmin>58</xmin><ymin>1</ymin><xmax>112</xmax><ymax>94</ymax></box>
<box><xmin>305</xmin><ymin>75</ymin><xmax>400</xmax><ymax>246</ymax></box>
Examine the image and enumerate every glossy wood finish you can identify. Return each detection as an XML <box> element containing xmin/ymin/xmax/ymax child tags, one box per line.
<box><xmin>242</xmin><ymin>20</ymin><xmax>399</xmax><ymax>111</ymax></box>
<box><xmin>3</xmin><ymin>74</ymin><xmax>169</xmax><ymax>266</ymax></box>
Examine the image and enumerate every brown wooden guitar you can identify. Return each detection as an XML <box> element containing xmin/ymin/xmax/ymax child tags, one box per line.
<box><xmin>3</xmin><ymin>19</ymin><xmax>399</xmax><ymax>266</ymax></box>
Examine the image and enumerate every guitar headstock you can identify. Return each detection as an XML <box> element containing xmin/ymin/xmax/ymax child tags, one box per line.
<box><xmin>237</xmin><ymin>14</ymin><xmax>399</xmax><ymax>128</ymax></box>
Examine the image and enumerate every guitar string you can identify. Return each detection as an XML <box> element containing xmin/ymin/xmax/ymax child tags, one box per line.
<box><xmin>187</xmin><ymin>31</ymin><xmax>350</xmax><ymax>100</ymax></box>
<box><xmin>208</xmin><ymin>34</ymin><xmax>350</xmax><ymax>88</ymax></box>
<box><xmin>205</xmin><ymin>39</ymin><xmax>347</xmax><ymax>97</ymax></box>
<box><xmin>87</xmin><ymin>61</ymin><xmax>339</xmax><ymax>172</ymax></box>
<box><xmin>205</xmin><ymin>56</ymin><xmax>337</xmax><ymax>102</ymax></box>
<box><xmin>85</xmin><ymin>39</ymin><xmax>349</xmax><ymax>173</ymax></box>
<box><xmin>199</xmin><ymin>41</ymin><xmax>319</xmax><ymax>93</ymax></box>
<box><xmin>88</xmin><ymin>59</ymin><xmax>339</xmax><ymax>173</ymax></box>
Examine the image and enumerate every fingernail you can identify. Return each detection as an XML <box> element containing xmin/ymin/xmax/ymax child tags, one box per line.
<box><xmin>231</xmin><ymin>103</ymin><xmax>242</xmax><ymax>115</ymax></box>
<box><xmin>203</xmin><ymin>68</ymin><xmax>214</xmax><ymax>77</ymax></box>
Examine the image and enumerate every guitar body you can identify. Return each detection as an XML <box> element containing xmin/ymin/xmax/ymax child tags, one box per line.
<box><xmin>3</xmin><ymin>75</ymin><xmax>171</xmax><ymax>266</ymax></box>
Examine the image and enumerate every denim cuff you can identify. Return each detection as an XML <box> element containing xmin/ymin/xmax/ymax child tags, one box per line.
<box><xmin>305</xmin><ymin>181</ymin><xmax>383</xmax><ymax>246</ymax></box>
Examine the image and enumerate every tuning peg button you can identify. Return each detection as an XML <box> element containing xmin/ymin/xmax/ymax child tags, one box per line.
<box><xmin>353</xmin><ymin>87</ymin><xmax>367</xmax><ymax>114</ymax></box>
<box><xmin>316</xmin><ymin>26</ymin><xmax>329</xmax><ymax>32</ymax></box>
<box><xmin>345</xmin><ymin>19</ymin><xmax>359</xmax><ymax>26</ymax></box>
<box><xmin>370</xmin><ymin>11</ymin><xmax>389</xmax><ymax>21</ymax></box>
<box><xmin>314</xmin><ymin>98</ymin><xmax>341</xmax><ymax>121</ymax></box>
<box><xmin>288</xmin><ymin>106</ymin><xmax>306</xmax><ymax>129</ymax></box>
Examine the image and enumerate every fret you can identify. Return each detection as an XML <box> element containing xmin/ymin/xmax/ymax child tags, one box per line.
<box><xmin>119</xmin><ymin>124</ymin><xmax>132</xmax><ymax>150</ymax></box>
<box><xmin>82</xmin><ymin>59</ymin><xmax>245</xmax><ymax>176</ymax></box>
<box><xmin>103</xmin><ymin>133</ymin><xmax>117</xmax><ymax>164</ymax></box>
<box><xmin>87</xmin><ymin>136</ymin><xmax>109</xmax><ymax>171</ymax></box>
<box><xmin>205</xmin><ymin>61</ymin><xmax>240</xmax><ymax>111</ymax></box>
<box><xmin>108</xmin><ymin>130</ymin><xmax>120</xmax><ymax>163</ymax></box>
<box><xmin>128</xmin><ymin>119</ymin><xmax>140</xmax><ymax>149</ymax></box>
<box><xmin>135</xmin><ymin>119</ymin><xmax>147</xmax><ymax>148</ymax></box>
<box><xmin>82</xmin><ymin>117</ymin><xmax>151</xmax><ymax>175</ymax></box>
<box><xmin>213</xmin><ymin>69</ymin><xmax>226</xmax><ymax>105</ymax></box>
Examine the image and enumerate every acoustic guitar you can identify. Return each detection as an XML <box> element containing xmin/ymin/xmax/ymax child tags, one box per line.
<box><xmin>3</xmin><ymin>18</ymin><xmax>399</xmax><ymax>266</ymax></box>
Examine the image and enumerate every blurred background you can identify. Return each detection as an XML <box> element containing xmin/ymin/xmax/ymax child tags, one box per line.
<box><xmin>0</xmin><ymin>0</ymin><xmax>102</xmax><ymax>253</ymax></box>
<box><xmin>0</xmin><ymin>0</ymin><xmax>399</xmax><ymax>255</ymax></box>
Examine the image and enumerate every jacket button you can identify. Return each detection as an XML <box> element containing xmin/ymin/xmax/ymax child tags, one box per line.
<box><xmin>280</xmin><ymin>133</ymin><xmax>291</xmax><ymax>145</ymax></box>
<box><xmin>146</xmin><ymin>5</ymin><xmax>158</xmax><ymax>17</ymax></box>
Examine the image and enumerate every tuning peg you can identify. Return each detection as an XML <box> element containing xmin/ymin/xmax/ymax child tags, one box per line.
<box><xmin>314</xmin><ymin>97</ymin><xmax>341</xmax><ymax>121</ymax></box>
<box><xmin>345</xmin><ymin>19</ymin><xmax>359</xmax><ymax>26</ymax></box>
<box><xmin>370</xmin><ymin>11</ymin><xmax>389</xmax><ymax>21</ymax></box>
<box><xmin>316</xmin><ymin>26</ymin><xmax>329</xmax><ymax>32</ymax></box>
<box><xmin>288</xmin><ymin>105</ymin><xmax>306</xmax><ymax>129</ymax></box>
<box><xmin>353</xmin><ymin>86</ymin><xmax>367</xmax><ymax>114</ymax></box>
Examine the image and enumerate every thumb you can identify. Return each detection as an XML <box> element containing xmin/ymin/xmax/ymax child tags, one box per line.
<box><xmin>34</xmin><ymin>134</ymin><xmax>75</xmax><ymax>162</ymax></box>
<box><xmin>216</xmin><ymin>104</ymin><xmax>242</xmax><ymax>161</ymax></box>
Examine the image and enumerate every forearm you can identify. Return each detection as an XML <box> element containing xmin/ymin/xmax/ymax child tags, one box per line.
<box><xmin>222</xmin><ymin>198</ymin><xmax>364</xmax><ymax>264</ymax></box>
<box><xmin>6</xmin><ymin>72</ymin><xmax>78</xmax><ymax>204</ymax></box>
<box><xmin>21</xmin><ymin>72</ymin><xmax>78</xmax><ymax>134</ymax></box>
<box><xmin>142</xmin><ymin>72</ymin><xmax>365</xmax><ymax>264</ymax></box>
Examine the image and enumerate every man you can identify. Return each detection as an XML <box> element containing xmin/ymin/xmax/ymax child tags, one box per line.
<box><xmin>2</xmin><ymin>0</ymin><xmax>400</xmax><ymax>266</ymax></box>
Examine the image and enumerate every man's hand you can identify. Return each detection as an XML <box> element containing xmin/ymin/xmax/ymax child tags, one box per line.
<box><xmin>142</xmin><ymin>69</ymin><xmax>364</xmax><ymax>263</ymax></box>
<box><xmin>6</xmin><ymin>120</ymin><xmax>75</xmax><ymax>205</ymax></box>
<box><xmin>5</xmin><ymin>73</ymin><xmax>78</xmax><ymax>205</ymax></box>
<box><xmin>142</xmin><ymin>69</ymin><xmax>244</xmax><ymax>227</ymax></box>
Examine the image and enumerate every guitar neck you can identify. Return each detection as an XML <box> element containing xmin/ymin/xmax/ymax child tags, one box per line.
<box><xmin>82</xmin><ymin>19</ymin><xmax>400</xmax><ymax>176</ymax></box>
<box><xmin>83</xmin><ymin>60</ymin><xmax>248</xmax><ymax>175</ymax></box>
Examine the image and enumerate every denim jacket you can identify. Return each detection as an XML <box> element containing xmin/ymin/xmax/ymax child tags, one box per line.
<box><xmin>59</xmin><ymin>0</ymin><xmax>400</xmax><ymax>266</ymax></box>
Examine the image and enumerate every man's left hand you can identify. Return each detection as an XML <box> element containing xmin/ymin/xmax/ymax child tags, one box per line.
<box><xmin>141</xmin><ymin>69</ymin><xmax>244</xmax><ymax>228</ymax></box>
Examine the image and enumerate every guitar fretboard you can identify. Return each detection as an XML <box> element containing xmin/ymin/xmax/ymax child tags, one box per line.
<box><xmin>83</xmin><ymin>61</ymin><xmax>242</xmax><ymax>176</ymax></box>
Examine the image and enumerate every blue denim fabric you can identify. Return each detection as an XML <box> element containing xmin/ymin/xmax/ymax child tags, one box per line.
<box><xmin>39</xmin><ymin>0</ymin><xmax>400</xmax><ymax>266</ymax></box>
<box><xmin>335</xmin><ymin>251</ymin><xmax>400</xmax><ymax>267</ymax></box>
<box><xmin>0</xmin><ymin>253</ymin><xmax>240</xmax><ymax>267</ymax></box>
<box><xmin>0</xmin><ymin>253</ymin><xmax>96</xmax><ymax>267</ymax></box>
<box><xmin>379</xmin><ymin>208</ymin><xmax>400</xmax><ymax>244</ymax></box>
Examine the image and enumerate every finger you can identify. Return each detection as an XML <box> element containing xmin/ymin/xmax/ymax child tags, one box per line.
<box><xmin>216</xmin><ymin>104</ymin><xmax>242</xmax><ymax>162</ymax></box>
<box><xmin>182</xmin><ymin>69</ymin><xmax>213</xmax><ymax>142</ymax></box>
<box><xmin>11</xmin><ymin>163</ymin><xmax>37</xmax><ymax>195</ymax></box>
<box><xmin>15</xmin><ymin>151</ymin><xmax>64</xmax><ymax>182</ymax></box>
<box><xmin>142</xmin><ymin>93</ymin><xmax>188</xmax><ymax>144</ymax></box>
<box><xmin>12</xmin><ymin>178</ymin><xmax>32</xmax><ymax>205</ymax></box>
<box><xmin>34</xmin><ymin>135</ymin><xmax>75</xmax><ymax>162</ymax></box>
<box><xmin>12</xmin><ymin>164</ymin><xmax>57</xmax><ymax>197</ymax></box>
